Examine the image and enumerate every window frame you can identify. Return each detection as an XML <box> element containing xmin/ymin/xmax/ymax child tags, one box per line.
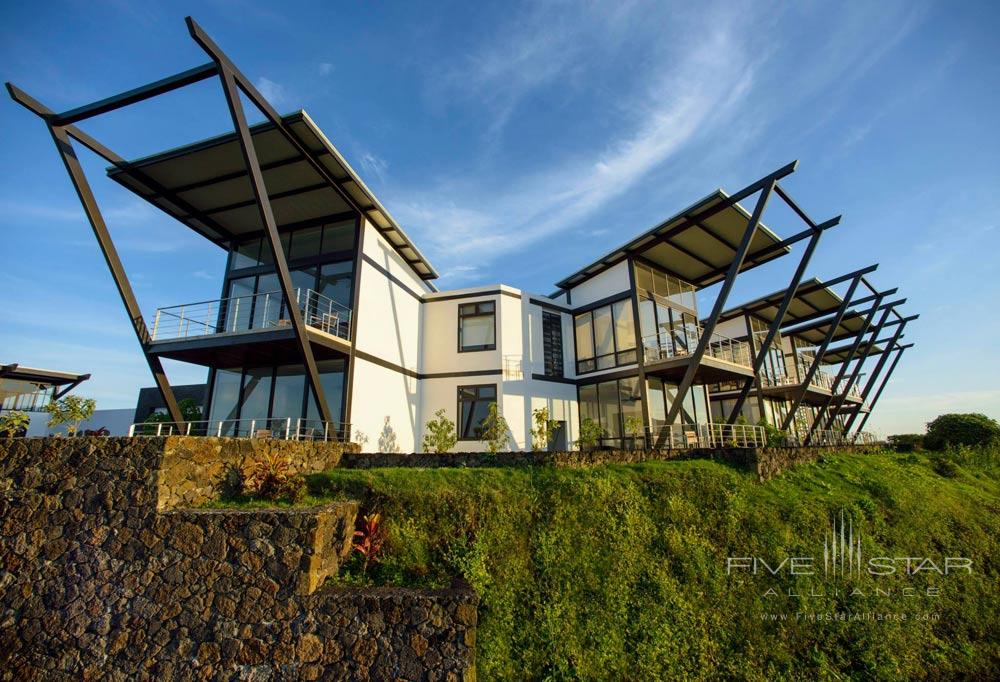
<box><xmin>572</xmin><ymin>296</ymin><xmax>636</xmax><ymax>375</ymax></box>
<box><xmin>457</xmin><ymin>301</ymin><xmax>497</xmax><ymax>353</ymax></box>
<box><xmin>542</xmin><ymin>311</ymin><xmax>564</xmax><ymax>378</ymax></box>
<box><xmin>456</xmin><ymin>384</ymin><xmax>498</xmax><ymax>441</ymax></box>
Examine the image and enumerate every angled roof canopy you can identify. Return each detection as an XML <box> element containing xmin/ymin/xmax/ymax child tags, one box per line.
<box><xmin>782</xmin><ymin>308</ymin><xmax>872</xmax><ymax>345</ymax></box>
<box><xmin>715</xmin><ymin>277</ymin><xmax>845</xmax><ymax>326</ymax></box>
<box><xmin>108</xmin><ymin>110</ymin><xmax>439</xmax><ymax>280</ymax></box>
<box><xmin>820</xmin><ymin>339</ymin><xmax>898</xmax><ymax>365</ymax></box>
<box><xmin>0</xmin><ymin>364</ymin><xmax>90</xmax><ymax>402</ymax></box>
<box><xmin>555</xmin><ymin>189</ymin><xmax>791</xmax><ymax>290</ymax></box>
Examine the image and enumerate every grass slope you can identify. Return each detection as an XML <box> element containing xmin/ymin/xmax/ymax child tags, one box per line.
<box><xmin>303</xmin><ymin>450</ymin><xmax>999</xmax><ymax>680</ymax></box>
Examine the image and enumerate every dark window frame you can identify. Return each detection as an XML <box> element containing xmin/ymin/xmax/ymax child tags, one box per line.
<box><xmin>542</xmin><ymin>311</ymin><xmax>564</xmax><ymax>378</ymax></box>
<box><xmin>573</xmin><ymin>298</ymin><xmax>637</xmax><ymax>375</ymax></box>
<box><xmin>458</xmin><ymin>301</ymin><xmax>497</xmax><ymax>352</ymax></box>
<box><xmin>457</xmin><ymin>384</ymin><xmax>498</xmax><ymax>440</ymax></box>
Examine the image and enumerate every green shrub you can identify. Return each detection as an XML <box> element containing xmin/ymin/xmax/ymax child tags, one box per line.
<box><xmin>478</xmin><ymin>403</ymin><xmax>510</xmax><ymax>454</ymax></box>
<box><xmin>530</xmin><ymin>407</ymin><xmax>558</xmax><ymax>451</ymax></box>
<box><xmin>422</xmin><ymin>409</ymin><xmax>458</xmax><ymax>453</ymax></box>
<box><xmin>575</xmin><ymin>417</ymin><xmax>604</xmax><ymax>450</ymax></box>
<box><xmin>887</xmin><ymin>433</ymin><xmax>924</xmax><ymax>451</ymax></box>
<box><xmin>46</xmin><ymin>395</ymin><xmax>96</xmax><ymax>435</ymax></box>
<box><xmin>925</xmin><ymin>413</ymin><xmax>1000</xmax><ymax>450</ymax></box>
<box><xmin>213</xmin><ymin>462</ymin><xmax>246</xmax><ymax>501</ymax></box>
<box><xmin>757</xmin><ymin>418</ymin><xmax>787</xmax><ymax>447</ymax></box>
<box><xmin>932</xmin><ymin>457</ymin><xmax>960</xmax><ymax>478</ymax></box>
<box><xmin>0</xmin><ymin>411</ymin><xmax>30</xmax><ymax>437</ymax></box>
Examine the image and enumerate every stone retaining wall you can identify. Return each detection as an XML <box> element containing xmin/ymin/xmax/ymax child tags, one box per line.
<box><xmin>0</xmin><ymin>437</ymin><xmax>477</xmax><ymax>680</ymax></box>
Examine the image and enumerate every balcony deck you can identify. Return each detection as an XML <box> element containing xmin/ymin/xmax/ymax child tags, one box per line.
<box><xmin>145</xmin><ymin>288</ymin><xmax>351</xmax><ymax>367</ymax></box>
<box><xmin>641</xmin><ymin>329</ymin><xmax>755</xmax><ymax>383</ymax></box>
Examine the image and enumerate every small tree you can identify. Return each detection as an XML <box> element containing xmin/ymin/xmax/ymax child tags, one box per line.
<box><xmin>423</xmin><ymin>409</ymin><xmax>458</xmax><ymax>453</ymax></box>
<box><xmin>46</xmin><ymin>395</ymin><xmax>96</xmax><ymax>436</ymax></box>
<box><xmin>925</xmin><ymin>413</ymin><xmax>1000</xmax><ymax>450</ymax></box>
<box><xmin>530</xmin><ymin>407</ymin><xmax>558</xmax><ymax>451</ymax></box>
<box><xmin>623</xmin><ymin>415</ymin><xmax>644</xmax><ymax>448</ymax></box>
<box><xmin>757</xmin><ymin>417</ymin><xmax>787</xmax><ymax>448</ymax></box>
<box><xmin>478</xmin><ymin>402</ymin><xmax>510</xmax><ymax>454</ymax></box>
<box><xmin>0</xmin><ymin>411</ymin><xmax>30</xmax><ymax>437</ymax></box>
<box><xmin>576</xmin><ymin>417</ymin><xmax>605</xmax><ymax>450</ymax></box>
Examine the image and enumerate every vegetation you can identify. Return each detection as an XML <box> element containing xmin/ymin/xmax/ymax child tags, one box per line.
<box><xmin>217</xmin><ymin>451</ymin><xmax>307</xmax><ymax>503</ymax></box>
<box><xmin>301</xmin><ymin>447</ymin><xmax>1000</xmax><ymax>680</ymax></box>
<box><xmin>576</xmin><ymin>416</ymin><xmax>604</xmax><ymax>450</ymax></box>
<box><xmin>530</xmin><ymin>407</ymin><xmax>558</xmax><ymax>451</ymax></box>
<box><xmin>887</xmin><ymin>433</ymin><xmax>925</xmax><ymax>451</ymax></box>
<box><xmin>423</xmin><ymin>409</ymin><xmax>458</xmax><ymax>453</ymax></box>
<box><xmin>623</xmin><ymin>415</ymin><xmax>644</xmax><ymax>446</ymax></box>
<box><xmin>142</xmin><ymin>398</ymin><xmax>203</xmax><ymax>430</ymax></box>
<box><xmin>0</xmin><ymin>411</ymin><xmax>30</xmax><ymax>437</ymax></box>
<box><xmin>757</xmin><ymin>417</ymin><xmax>787</xmax><ymax>447</ymax></box>
<box><xmin>478</xmin><ymin>403</ymin><xmax>510</xmax><ymax>454</ymax></box>
<box><xmin>925</xmin><ymin>413</ymin><xmax>1000</xmax><ymax>451</ymax></box>
<box><xmin>45</xmin><ymin>395</ymin><xmax>96</xmax><ymax>435</ymax></box>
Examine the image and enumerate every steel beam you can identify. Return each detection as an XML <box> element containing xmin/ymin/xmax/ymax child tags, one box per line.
<box><xmin>843</xmin><ymin>318</ymin><xmax>917</xmax><ymax>433</ymax></box>
<box><xmin>53</xmin><ymin>374</ymin><xmax>92</xmax><ymax>400</ymax></box>
<box><xmin>850</xmin><ymin>345</ymin><xmax>912</xmax><ymax>438</ymax></box>
<box><xmin>804</xmin><ymin>290</ymin><xmax>892</xmax><ymax>443</ymax></box>
<box><xmin>660</xmin><ymin>178</ymin><xmax>778</xmax><ymax>439</ymax></box>
<box><xmin>214</xmin><ymin>65</ymin><xmax>334</xmax><ymax>426</ymax></box>
<box><xmin>779</xmin><ymin>272</ymin><xmax>867</xmax><ymax>433</ymax></box>
<box><xmin>627</xmin><ymin>257</ymin><xmax>654</xmax><ymax>446</ymax></box>
<box><xmin>727</xmin><ymin>221</ymin><xmax>829</xmax><ymax>423</ymax></box>
<box><xmin>51</xmin><ymin>62</ymin><xmax>219</xmax><ymax>126</ymax></box>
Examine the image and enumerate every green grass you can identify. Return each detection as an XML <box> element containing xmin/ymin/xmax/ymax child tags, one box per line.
<box><xmin>291</xmin><ymin>450</ymin><xmax>1000</xmax><ymax>680</ymax></box>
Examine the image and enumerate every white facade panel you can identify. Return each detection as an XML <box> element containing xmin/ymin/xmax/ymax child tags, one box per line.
<box><xmin>349</xmin><ymin>357</ymin><xmax>419</xmax><ymax>453</ymax></box>
<box><xmin>565</xmin><ymin>261</ymin><xmax>630</xmax><ymax>307</ymax></box>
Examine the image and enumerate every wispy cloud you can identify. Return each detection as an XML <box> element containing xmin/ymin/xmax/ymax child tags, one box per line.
<box><xmin>255</xmin><ymin>77</ymin><xmax>287</xmax><ymax>107</ymax></box>
<box><xmin>359</xmin><ymin>152</ymin><xmax>389</xmax><ymax>185</ymax></box>
<box><xmin>318</xmin><ymin>62</ymin><xmax>334</xmax><ymax>76</ymax></box>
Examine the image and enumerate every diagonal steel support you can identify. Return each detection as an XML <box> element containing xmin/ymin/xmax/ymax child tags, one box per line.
<box><xmin>804</xmin><ymin>290</ymin><xmax>893</xmax><ymax>443</ymax></box>
<box><xmin>843</xmin><ymin>317</ymin><xmax>917</xmax><ymax>433</ymax></box>
<box><xmin>779</xmin><ymin>272</ymin><xmax>868</xmax><ymax>433</ymax></box>
<box><xmin>850</xmin><ymin>345</ymin><xmax>911</xmax><ymax>439</ymax></box>
<box><xmin>53</xmin><ymin>374</ymin><xmax>92</xmax><ymax>400</ymax></box>
<box><xmin>659</xmin><ymin>177</ymin><xmax>780</xmax><ymax>441</ymax></box>
<box><xmin>726</xmin><ymin>216</ymin><xmax>839</xmax><ymax>424</ymax></box>
<box><xmin>213</xmin><ymin>65</ymin><xmax>333</xmax><ymax>426</ymax></box>
<box><xmin>819</xmin><ymin>302</ymin><xmax>908</xmax><ymax>432</ymax></box>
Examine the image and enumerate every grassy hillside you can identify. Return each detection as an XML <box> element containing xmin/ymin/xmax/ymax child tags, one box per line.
<box><xmin>303</xmin><ymin>450</ymin><xmax>999</xmax><ymax>680</ymax></box>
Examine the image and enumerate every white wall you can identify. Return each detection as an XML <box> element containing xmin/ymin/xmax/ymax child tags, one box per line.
<box><xmin>566</xmin><ymin>261</ymin><xmax>631</xmax><ymax>307</ymax></box>
<box><xmin>350</xmin><ymin>357</ymin><xmax>419</xmax><ymax>453</ymax></box>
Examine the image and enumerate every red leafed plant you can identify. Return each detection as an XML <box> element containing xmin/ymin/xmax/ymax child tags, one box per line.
<box><xmin>352</xmin><ymin>512</ymin><xmax>385</xmax><ymax>574</ymax></box>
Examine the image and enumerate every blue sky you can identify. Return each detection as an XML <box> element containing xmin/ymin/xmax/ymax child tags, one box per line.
<box><xmin>2</xmin><ymin>1</ymin><xmax>998</xmax><ymax>435</ymax></box>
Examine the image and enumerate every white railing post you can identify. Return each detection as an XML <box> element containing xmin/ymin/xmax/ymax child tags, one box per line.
<box><xmin>156</xmin><ymin>422</ymin><xmax>163</xmax><ymax>436</ymax></box>
<box><xmin>128</xmin><ymin>424</ymin><xmax>136</xmax><ymax>436</ymax></box>
<box><xmin>217</xmin><ymin>421</ymin><xmax>224</xmax><ymax>437</ymax></box>
<box><xmin>177</xmin><ymin>306</ymin><xmax>185</xmax><ymax>338</ymax></box>
<box><xmin>206</xmin><ymin>301</ymin><xmax>213</xmax><ymax>334</ymax></box>
<box><xmin>232</xmin><ymin>297</ymin><xmax>240</xmax><ymax>332</ymax></box>
<box><xmin>324</xmin><ymin>421</ymin><xmax>330</xmax><ymax>441</ymax></box>
<box><xmin>152</xmin><ymin>310</ymin><xmax>161</xmax><ymax>341</ymax></box>
<box><xmin>250</xmin><ymin>419</ymin><xmax>256</xmax><ymax>438</ymax></box>
<box><xmin>286</xmin><ymin>417</ymin><xmax>292</xmax><ymax>440</ymax></box>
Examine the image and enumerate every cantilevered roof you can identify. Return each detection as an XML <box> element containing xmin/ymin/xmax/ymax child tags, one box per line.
<box><xmin>107</xmin><ymin>110</ymin><xmax>439</xmax><ymax>280</ymax></box>
<box><xmin>0</xmin><ymin>364</ymin><xmax>90</xmax><ymax>401</ymax></box>
<box><xmin>715</xmin><ymin>277</ymin><xmax>844</xmax><ymax>326</ymax></box>
<box><xmin>555</xmin><ymin>190</ymin><xmax>791</xmax><ymax>290</ymax></box>
<box><xmin>782</xmin><ymin>309</ymin><xmax>871</xmax><ymax>345</ymax></box>
<box><xmin>821</xmin><ymin>339</ymin><xmax>902</xmax><ymax>365</ymax></box>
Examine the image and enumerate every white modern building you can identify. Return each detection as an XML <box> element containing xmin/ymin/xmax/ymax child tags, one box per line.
<box><xmin>6</xmin><ymin>17</ymin><xmax>915</xmax><ymax>451</ymax></box>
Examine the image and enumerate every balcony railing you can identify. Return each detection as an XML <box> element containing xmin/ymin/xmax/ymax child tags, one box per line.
<box><xmin>642</xmin><ymin>328</ymin><xmax>751</xmax><ymax>368</ymax></box>
<box><xmin>149</xmin><ymin>289</ymin><xmax>352</xmax><ymax>343</ymax></box>
<box><xmin>647</xmin><ymin>422</ymin><xmax>765</xmax><ymax>449</ymax></box>
<box><xmin>128</xmin><ymin>417</ymin><xmax>351</xmax><ymax>441</ymax></box>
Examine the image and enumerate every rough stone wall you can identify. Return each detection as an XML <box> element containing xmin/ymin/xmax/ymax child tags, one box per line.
<box><xmin>753</xmin><ymin>444</ymin><xmax>882</xmax><ymax>481</ymax></box>
<box><xmin>158</xmin><ymin>436</ymin><xmax>357</xmax><ymax>509</ymax></box>
<box><xmin>0</xmin><ymin>437</ymin><xmax>477</xmax><ymax>680</ymax></box>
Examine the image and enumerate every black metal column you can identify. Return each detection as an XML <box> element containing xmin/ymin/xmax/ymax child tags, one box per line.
<box><xmin>659</xmin><ymin>179</ymin><xmax>778</xmax><ymax>440</ymax></box>
<box><xmin>843</xmin><ymin>318</ymin><xmax>915</xmax><ymax>434</ymax></box>
<box><xmin>726</xmin><ymin>222</ymin><xmax>830</xmax><ymax>424</ymax></box>
<box><xmin>626</xmin><ymin>257</ymin><xmax>653</xmax><ymax>446</ymax></box>
<box><xmin>850</xmin><ymin>345</ymin><xmax>910</xmax><ymax>438</ymax></box>
<box><xmin>214</xmin><ymin>66</ymin><xmax>334</xmax><ymax>426</ymax></box>
<box><xmin>779</xmin><ymin>273</ymin><xmax>866</xmax><ymax>433</ymax></box>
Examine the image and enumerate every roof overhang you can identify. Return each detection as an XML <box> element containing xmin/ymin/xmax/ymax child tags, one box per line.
<box><xmin>0</xmin><ymin>364</ymin><xmax>90</xmax><ymax>402</ymax></box>
<box><xmin>555</xmin><ymin>189</ymin><xmax>791</xmax><ymax>290</ymax></box>
<box><xmin>108</xmin><ymin>110</ymin><xmax>439</xmax><ymax>280</ymax></box>
<box><xmin>783</xmin><ymin>309</ymin><xmax>870</xmax><ymax>345</ymax></box>
<box><xmin>716</xmin><ymin>277</ymin><xmax>844</xmax><ymax>327</ymax></box>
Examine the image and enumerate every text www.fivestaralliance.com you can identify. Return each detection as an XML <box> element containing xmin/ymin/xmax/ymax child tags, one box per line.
<box><xmin>761</xmin><ymin>611</ymin><xmax>941</xmax><ymax>622</ymax></box>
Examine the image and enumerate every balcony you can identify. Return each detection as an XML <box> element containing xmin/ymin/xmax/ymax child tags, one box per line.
<box><xmin>647</xmin><ymin>422</ymin><xmax>766</xmax><ymax>448</ymax></box>
<box><xmin>145</xmin><ymin>289</ymin><xmax>352</xmax><ymax>367</ymax></box>
<box><xmin>128</xmin><ymin>417</ymin><xmax>351</xmax><ymax>441</ymax></box>
<box><xmin>641</xmin><ymin>327</ymin><xmax>754</xmax><ymax>383</ymax></box>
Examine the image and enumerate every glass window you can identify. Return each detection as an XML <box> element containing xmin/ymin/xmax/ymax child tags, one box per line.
<box><xmin>458</xmin><ymin>385</ymin><xmax>496</xmax><ymax>440</ymax></box>
<box><xmin>208</xmin><ymin>368</ymin><xmax>242</xmax><ymax>434</ymax></box>
<box><xmin>240</xmin><ymin>367</ymin><xmax>273</xmax><ymax>430</ymax></box>
<box><xmin>593</xmin><ymin>306</ymin><xmax>614</xmax><ymax>358</ymax></box>
<box><xmin>322</xmin><ymin>220</ymin><xmax>356</xmax><ymax>254</ymax></box>
<box><xmin>458</xmin><ymin>301</ymin><xmax>496</xmax><ymax>351</ymax></box>
<box><xmin>271</xmin><ymin>365</ymin><xmax>306</xmax><ymax>425</ymax></box>
<box><xmin>542</xmin><ymin>311</ymin><xmax>564</xmax><ymax>378</ymax></box>
<box><xmin>613</xmin><ymin>300</ymin><xmax>635</xmax><ymax>350</ymax></box>
<box><xmin>646</xmin><ymin>377</ymin><xmax>666</xmax><ymax>430</ymax></box>
<box><xmin>318</xmin><ymin>261</ymin><xmax>353</xmax><ymax>310</ymax></box>
<box><xmin>579</xmin><ymin>384</ymin><xmax>599</xmax><ymax>424</ymax></box>
<box><xmin>253</xmin><ymin>273</ymin><xmax>281</xmax><ymax>329</ymax></box>
<box><xmin>620</xmin><ymin>377</ymin><xmax>642</xmax><ymax>441</ymax></box>
<box><xmin>305</xmin><ymin>360</ymin><xmax>346</xmax><ymax>426</ymax></box>
<box><xmin>598</xmin><ymin>380</ymin><xmax>622</xmax><ymax>439</ymax></box>
<box><xmin>231</xmin><ymin>239</ymin><xmax>261</xmax><ymax>270</ymax></box>
<box><xmin>289</xmin><ymin>225</ymin><xmax>323</xmax><ymax>261</ymax></box>
<box><xmin>225</xmin><ymin>277</ymin><xmax>255</xmax><ymax>332</ymax></box>
<box><xmin>636</xmin><ymin>263</ymin><xmax>653</xmax><ymax>293</ymax></box>
<box><xmin>574</xmin><ymin>313</ymin><xmax>595</xmax><ymax>361</ymax></box>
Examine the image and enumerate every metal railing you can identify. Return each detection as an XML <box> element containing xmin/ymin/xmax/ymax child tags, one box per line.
<box><xmin>128</xmin><ymin>417</ymin><xmax>351</xmax><ymax>441</ymax></box>
<box><xmin>149</xmin><ymin>288</ymin><xmax>352</xmax><ymax>342</ymax></box>
<box><xmin>642</xmin><ymin>328</ymin><xmax>751</xmax><ymax>368</ymax></box>
<box><xmin>1</xmin><ymin>388</ymin><xmax>56</xmax><ymax>412</ymax></box>
<box><xmin>646</xmin><ymin>422</ymin><xmax>766</xmax><ymax>449</ymax></box>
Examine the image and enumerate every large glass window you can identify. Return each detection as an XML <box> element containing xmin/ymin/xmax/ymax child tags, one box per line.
<box><xmin>225</xmin><ymin>277</ymin><xmax>255</xmax><ymax>332</ymax></box>
<box><xmin>458</xmin><ymin>385</ymin><xmax>497</xmax><ymax>439</ymax></box>
<box><xmin>578</xmin><ymin>377</ymin><xmax>644</xmax><ymax>448</ymax></box>
<box><xmin>319</xmin><ymin>262</ymin><xmax>353</xmax><ymax>310</ymax></box>
<box><xmin>573</xmin><ymin>299</ymin><xmax>636</xmax><ymax>374</ymax></box>
<box><xmin>634</xmin><ymin>262</ymin><xmax>699</xmax><ymax>364</ymax></box>
<box><xmin>231</xmin><ymin>239</ymin><xmax>262</xmax><ymax>269</ymax></box>
<box><xmin>253</xmin><ymin>273</ymin><xmax>281</xmax><ymax>329</ymax></box>
<box><xmin>208</xmin><ymin>369</ymin><xmax>242</xmax><ymax>435</ymax></box>
<box><xmin>458</xmin><ymin>301</ymin><xmax>496</xmax><ymax>352</ymax></box>
<box><xmin>322</xmin><ymin>220</ymin><xmax>355</xmax><ymax>254</ymax></box>
<box><xmin>289</xmin><ymin>225</ymin><xmax>322</xmax><ymax>261</ymax></box>
<box><xmin>271</xmin><ymin>365</ymin><xmax>306</xmax><ymax>426</ymax></box>
<box><xmin>305</xmin><ymin>360</ymin><xmax>347</xmax><ymax>426</ymax></box>
<box><xmin>240</xmin><ymin>366</ymin><xmax>273</xmax><ymax>426</ymax></box>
